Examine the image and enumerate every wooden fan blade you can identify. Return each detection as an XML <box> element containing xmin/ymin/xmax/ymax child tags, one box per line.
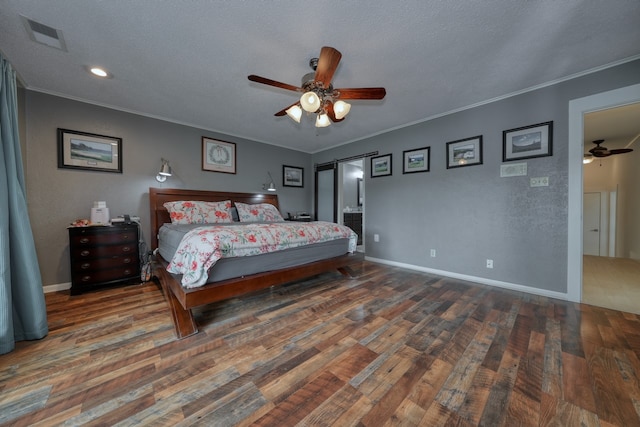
<box><xmin>274</xmin><ymin>102</ymin><xmax>300</xmax><ymax>117</ymax></box>
<box><xmin>335</xmin><ymin>87</ymin><xmax>387</xmax><ymax>100</ymax></box>
<box><xmin>325</xmin><ymin>101</ymin><xmax>345</xmax><ymax>123</ymax></box>
<box><xmin>248</xmin><ymin>75</ymin><xmax>301</xmax><ymax>92</ymax></box>
<box><xmin>609</xmin><ymin>148</ymin><xmax>633</xmax><ymax>155</ymax></box>
<box><xmin>314</xmin><ymin>47</ymin><xmax>342</xmax><ymax>87</ymax></box>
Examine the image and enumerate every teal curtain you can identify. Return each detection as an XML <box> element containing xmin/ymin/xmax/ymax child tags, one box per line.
<box><xmin>0</xmin><ymin>54</ymin><xmax>48</xmax><ymax>354</ymax></box>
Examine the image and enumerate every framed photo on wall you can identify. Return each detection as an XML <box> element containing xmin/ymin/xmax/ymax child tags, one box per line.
<box><xmin>202</xmin><ymin>137</ymin><xmax>236</xmax><ymax>174</ymax></box>
<box><xmin>57</xmin><ymin>128</ymin><xmax>123</xmax><ymax>173</ymax></box>
<box><xmin>283</xmin><ymin>165</ymin><xmax>304</xmax><ymax>187</ymax></box>
<box><xmin>446</xmin><ymin>135</ymin><xmax>483</xmax><ymax>169</ymax></box>
<box><xmin>503</xmin><ymin>121</ymin><xmax>553</xmax><ymax>162</ymax></box>
<box><xmin>371</xmin><ymin>153</ymin><xmax>392</xmax><ymax>178</ymax></box>
<box><xmin>403</xmin><ymin>146</ymin><xmax>430</xmax><ymax>174</ymax></box>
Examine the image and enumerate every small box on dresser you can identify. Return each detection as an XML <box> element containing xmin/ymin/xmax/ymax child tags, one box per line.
<box><xmin>68</xmin><ymin>223</ymin><xmax>140</xmax><ymax>295</ymax></box>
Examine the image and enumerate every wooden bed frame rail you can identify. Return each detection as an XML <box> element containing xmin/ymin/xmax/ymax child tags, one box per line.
<box><xmin>149</xmin><ymin>187</ymin><xmax>356</xmax><ymax>339</ymax></box>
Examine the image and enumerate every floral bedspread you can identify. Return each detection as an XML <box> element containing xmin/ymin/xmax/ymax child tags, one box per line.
<box><xmin>167</xmin><ymin>221</ymin><xmax>357</xmax><ymax>288</ymax></box>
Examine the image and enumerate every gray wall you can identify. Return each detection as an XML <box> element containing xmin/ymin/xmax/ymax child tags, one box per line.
<box><xmin>23</xmin><ymin>92</ymin><xmax>312</xmax><ymax>286</ymax></box>
<box><xmin>313</xmin><ymin>59</ymin><xmax>640</xmax><ymax>294</ymax></box>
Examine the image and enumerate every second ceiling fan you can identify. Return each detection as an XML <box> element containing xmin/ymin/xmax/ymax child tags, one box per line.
<box><xmin>588</xmin><ymin>139</ymin><xmax>634</xmax><ymax>158</ymax></box>
<box><xmin>248</xmin><ymin>46</ymin><xmax>386</xmax><ymax>127</ymax></box>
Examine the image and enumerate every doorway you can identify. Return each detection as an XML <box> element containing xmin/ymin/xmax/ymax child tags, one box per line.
<box><xmin>340</xmin><ymin>160</ymin><xmax>364</xmax><ymax>251</ymax></box>
<box><xmin>568</xmin><ymin>83</ymin><xmax>640</xmax><ymax>312</ymax></box>
<box><xmin>314</xmin><ymin>156</ymin><xmax>368</xmax><ymax>252</ymax></box>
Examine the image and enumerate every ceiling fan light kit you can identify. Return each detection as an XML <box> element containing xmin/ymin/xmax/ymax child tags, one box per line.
<box><xmin>248</xmin><ymin>46</ymin><xmax>386</xmax><ymax>129</ymax></box>
<box><xmin>285</xmin><ymin>104</ymin><xmax>302</xmax><ymax>123</ymax></box>
<box><xmin>316</xmin><ymin>113</ymin><xmax>331</xmax><ymax>128</ymax></box>
<box><xmin>300</xmin><ymin>91</ymin><xmax>321</xmax><ymax>113</ymax></box>
<box><xmin>333</xmin><ymin>100</ymin><xmax>351</xmax><ymax>120</ymax></box>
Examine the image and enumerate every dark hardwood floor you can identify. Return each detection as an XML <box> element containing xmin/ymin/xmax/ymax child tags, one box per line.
<box><xmin>1</xmin><ymin>260</ymin><xmax>639</xmax><ymax>426</ymax></box>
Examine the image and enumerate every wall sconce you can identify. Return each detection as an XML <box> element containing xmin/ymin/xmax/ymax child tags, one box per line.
<box><xmin>156</xmin><ymin>158</ymin><xmax>172</xmax><ymax>182</ymax></box>
<box><xmin>263</xmin><ymin>172</ymin><xmax>276</xmax><ymax>192</ymax></box>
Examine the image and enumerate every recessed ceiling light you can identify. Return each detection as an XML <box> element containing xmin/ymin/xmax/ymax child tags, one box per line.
<box><xmin>87</xmin><ymin>66</ymin><xmax>113</xmax><ymax>79</ymax></box>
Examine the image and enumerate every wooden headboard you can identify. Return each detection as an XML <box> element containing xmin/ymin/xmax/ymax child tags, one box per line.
<box><xmin>149</xmin><ymin>187</ymin><xmax>280</xmax><ymax>249</ymax></box>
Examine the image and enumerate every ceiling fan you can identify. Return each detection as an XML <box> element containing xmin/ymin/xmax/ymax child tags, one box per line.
<box><xmin>588</xmin><ymin>139</ymin><xmax>634</xmax><ymax>158</ymax></box>
<box><xmin>248</xmin><ymin>46</ymin><xmax>386</xmax><ymax>127</ymax></box>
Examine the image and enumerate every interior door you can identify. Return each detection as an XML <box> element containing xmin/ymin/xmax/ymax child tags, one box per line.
<box><xmin>583</xmin><ymin>192</ymin><xmax>601</xmax><ymax>256</ymax></box>
<box><xmin>315</xmin><ymin>163</ymin><xmax>337</xmax><ymax>222</ymax></box>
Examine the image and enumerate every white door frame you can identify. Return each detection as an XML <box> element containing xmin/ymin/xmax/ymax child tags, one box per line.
<box><xmin>567</xmin><ymin>83</ymin><xmax>640</xmax><ymax>302</ymax></box>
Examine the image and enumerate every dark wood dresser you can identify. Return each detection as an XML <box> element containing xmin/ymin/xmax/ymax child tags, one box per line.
<box><xmin>68</xmin><ymin>224</ymin><xmax>140</xmax><ymax>295</ymax></box>
<box><xmin>343</xmin><ymin>212</ymin><xmax>363</xmax><ymax>245</ymax></box>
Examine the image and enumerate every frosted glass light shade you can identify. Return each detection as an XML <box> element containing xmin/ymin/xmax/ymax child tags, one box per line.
<box><xmin>300</xmin><ymin>91</ymin><xmax>321</xmax><ymax>112</ymax></box>
<box><xmin>156</xmin><ymin>159</ymin><xmax>172</xmax><ymax>182</ymax></box>
<box><xmin>315</xmin><ymin>113</ymin><xmax>331</xmax><ymax>128</ymax></box>
<box><xmin>333</xmin><ymin>100</ymin><xmax>351</xmax><ymax>120</ymax></box>
<box><xmin>285</xmin><ymin>104</ymin><xmax>302</xmax><ymax>123</ymax></box>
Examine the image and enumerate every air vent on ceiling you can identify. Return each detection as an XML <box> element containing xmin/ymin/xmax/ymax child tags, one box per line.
<box><xmin>20</xmin><ymin>15</ymin><xmax>67</xmax><ymax>51</ymax></box>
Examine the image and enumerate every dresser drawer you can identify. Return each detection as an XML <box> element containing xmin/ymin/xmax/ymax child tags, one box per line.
<box><xmin>71</xmin><ymin>255</ymin><xmax>137</xmax><ymax>273</ymax></box>
<box><xmin>71</xmin><ymin>243</ymin><xmax>138</xmax><ymax>259</ymax></box>
<box><xmin>70</xmin><ymin>229</ymin><xmax>137</xmax><ymax>246</ymax></box>
<box><xmin>72</xmin><ymin>266</ymin><xmax>139</xmax><ymax>286</ymax></box>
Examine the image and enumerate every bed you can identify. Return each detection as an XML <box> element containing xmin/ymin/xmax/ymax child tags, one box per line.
<box><xmin>149</xmin><ymin>187</ymin><xmax>358</xmax><ymax>339</ymax></box>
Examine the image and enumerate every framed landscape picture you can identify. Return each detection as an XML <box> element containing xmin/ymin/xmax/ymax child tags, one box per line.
<box><xmin>403</xmin><ymin>146</ymin><xmax>430</xmax><ymax>174</ymax></box>
<box><xmin>283</xmin><ymin>165</ymin><xmax>304</xmax><ymax>187</ymax></box>
<box><xmin>446</xmin><ymin>135</ymin><xmax>483</xmax><ymax>169</ymax></box>
<box><xmin>57</xmin><ymin>128</ymin><xmax>122</xmax><ymax>173</ymax></box>
<box><xmin>371</xmin><ymin>153</ymin><xmax>392</xmax><ymax>178</ymax></box>
<box><xmin>503</xmin><ymin>121</ymin><xmax>553</xmax><ymax>162</ymax></box>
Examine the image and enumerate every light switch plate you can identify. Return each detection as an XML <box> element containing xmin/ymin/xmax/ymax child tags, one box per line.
<box><xmin>530</xmin><ymin>176</ymin><xmax>549</xmax><ymax>187</ymax></box>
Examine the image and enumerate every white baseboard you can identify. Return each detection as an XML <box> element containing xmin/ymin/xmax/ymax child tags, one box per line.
<box><xmin>365</xmin><ymin>256</ymin><xmax>568</xmax><ymax>301</ymax></box>
<box><xmin>44</xmin><ymin>282</ymin><xmax>71</xmax><ymax>293</ymax></box>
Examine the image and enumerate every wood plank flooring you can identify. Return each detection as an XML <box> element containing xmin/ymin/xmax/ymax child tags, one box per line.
<box><xmin>1</xmin><ymin>260</ymin><xmax>640</xmax><ymax>426</ymax></box>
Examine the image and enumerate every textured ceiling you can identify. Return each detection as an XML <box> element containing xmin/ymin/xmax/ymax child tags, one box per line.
<box><xmin>1</xmin><ymin>1</ymin><xmax>640</xmax><ymax>153</ymax></box>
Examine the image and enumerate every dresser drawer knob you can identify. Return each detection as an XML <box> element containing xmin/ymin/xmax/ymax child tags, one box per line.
<box><xmin>122</xmin><ymin>234</ymin><xmax>130</xmax><ymax>239</ymax></box>
<box><xmin>79</xmin><ymin>238</ymin><xmax>90</xmax><ymax>244</ymax></box>
<box><xmin>123</xmin><ymin>269</ymin><xmax>131</xmax><ymax>275</ymax></box>
<box><xmin>81</xmin><ymin>263</ymin><xmax>91</xmax><ymax>270</ymax></box>
<box><xmin>123</xmin><ymin>258</ymin><xmax>131</xmax><ymax>264</ymax></box>
<box><xmin>80</xmin><ymin>250</ymin><xmax>90</xmax><ymax>257</ymax></box>
<box><xmin>122</xmin><ymin>246</ymin><xmax>131</xmax><ymax>252</ymax></box>
<box><xmin>81</xmin><ymin>275</ymin><xmax>92</xmax><ymax>282</ymax></box>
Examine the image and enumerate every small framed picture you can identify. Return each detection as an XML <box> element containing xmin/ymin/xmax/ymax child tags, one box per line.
<box><xmin>57</xmin><ymin>128</ymin><xmax>122</xmax><ymax>173</ymax></box>
<box><xmin>371</xmin><ymin>153</ymin><xmax>392</xmax><ymax>178</ymax></box>
<box><xmin>503</xmin><ymin>121</ymin><xmax>553</xmax><ymax>162</ymax></box>
<box><xmin>202</xmin><ymin>137</ymin><xmax>236</xmax><ymax>174</ymax></box>
<box><xmin>446</xmin><ymin>135</ymin><xmax>483</xmax><ymax>169</ymax></box>
<box><xmin>283</xmin><ymin>165</ymin><xmax>304</xmax><ymax>188</ymax></box>
<box><xmin>403</xmin><ymin>146</ymin><xmax>430</xmax><ymax>174</ymax></box>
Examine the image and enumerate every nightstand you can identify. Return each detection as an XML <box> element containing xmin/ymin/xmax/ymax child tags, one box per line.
<box><xmin>68</xmin><ymin>223</ymin><xmax>140</xmax><ymax>295</ymax></box>
<box><xmin>287</xmin><ymin>217</ymin><xmax>312</xmax><ymax>222</ymax></box>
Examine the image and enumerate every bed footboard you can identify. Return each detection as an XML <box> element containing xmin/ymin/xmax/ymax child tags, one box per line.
<box><xmin>154</xmin><ymin>253</ymin><xmax>358</xmax><ymax>339</ymax></box>
<box><xmin>154</xmin><ymin>261</ymin><xmax>199</xmax><ymax>338</ymax></box>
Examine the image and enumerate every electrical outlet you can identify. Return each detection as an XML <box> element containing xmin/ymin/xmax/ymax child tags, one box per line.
<box><xmin>430</xmin><ymin>249</ymin><xmax>436</xmax><ymax>257</ymax></box>
<box><xmin>486</xmin><ymin>259</ymin><xmax>493</xmax><ymax>269</ymax></box>
<box><xmin>374</xmin><ymin>234</ymin><xmax>380</xmax><ymax>242</ymax></box>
